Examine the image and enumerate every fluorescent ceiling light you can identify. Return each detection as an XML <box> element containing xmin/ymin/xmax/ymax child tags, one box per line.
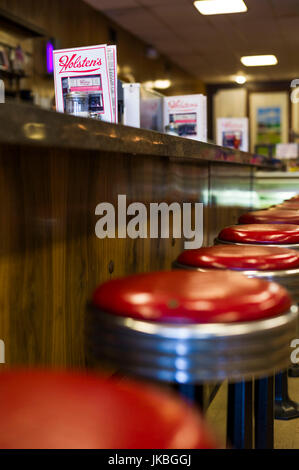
<box><xmin>241</xmin><ymin>55</ymin><xmax>278</xmax><ymax>66</ymax></box>
<box><xmin>144</xmin><ymin>81</ymin><xmax>155</xmax><ymax>89</ymax></box>
<box><xmin>194</xmin><ymin>0</ymin><xmax>247</xmax><ymax>15</ymax></box>
<box><xmin>235</xmin><ymin>75</ymin><xmax>246</xmax><ymax>84</ymax></box>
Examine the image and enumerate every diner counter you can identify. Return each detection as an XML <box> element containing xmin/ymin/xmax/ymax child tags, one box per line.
<box><xmin>0</xmin><ymin>101</ymin><xmax>271</xmax><ymax>378</ymax></box>
<box><xmin>1</xmin><ymin>101</ymin><xmax>270</xmax><ymax>167</ymax></box>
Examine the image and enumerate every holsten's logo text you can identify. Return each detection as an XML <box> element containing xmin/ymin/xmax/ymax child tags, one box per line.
<box><xmin>95</xmin><ymin>195</ymin><xmax>203</xmax><ymax>250</ymax></box>
<box><xmin>58</xmin><ymin>54</ymin><xmax>102</xmax><ymax>74</ymax></box>
<box><xmin>167</xmin><ymin>99</ymin><xmax>197</xmax><ymax>110</ymax></box>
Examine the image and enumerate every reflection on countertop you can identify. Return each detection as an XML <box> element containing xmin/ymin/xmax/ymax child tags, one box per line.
<box><xmin>0</xmin><ymin>101</ymin><xmax>271</xmax><ymax>167</ymax></box>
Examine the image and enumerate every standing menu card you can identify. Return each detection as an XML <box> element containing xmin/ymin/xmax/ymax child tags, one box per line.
<box><xmin>163</xmin><ymin>94</ymin><xmax>207</xmax><ymax>142</ymax></box>
<box><xmin>53</xmin><ymin>44</ymin><xmax>117</xmax><ymax>123</ymax></box>
<box><xmin>217</xmin><ymin>117</ymin><xmax>249</xmax><ymax>152</ymax></box>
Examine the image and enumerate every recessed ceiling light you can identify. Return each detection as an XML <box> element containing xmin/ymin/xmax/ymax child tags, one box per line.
<box><xmin>235</xmin><ymin>75</ymin><xmax>246</xmax><ymax>84</ymax></box>
<box><xmin>154</xmin><ymin>79</ymin><xmax>171</xmax><ymax>89</ymax></box>
<box><xmin>143</xmin><ymin>81</ymin><xmax>155</xmax><ymax>89</ymax></box>
<box><xmin>193</xmin><ymin>0</ymin><xmax>247</xmax><ymax>15</ymax></box>
<box><xmin>241</xmin><ymin>55</ymin><xmax>278</xmax><ymax>66</ymax></box>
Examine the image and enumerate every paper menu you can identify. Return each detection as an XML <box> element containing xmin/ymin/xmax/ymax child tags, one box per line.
<box><xmin>216</xmin><ymin>118</ymin><xmax>249</xmax><ymax>152</ymax></box>
<box><xmin>53</xmin><ymin>44</ymin><xmax>117</xmax><ymax>123</ymax></box>
<box><xmin>163</xmin><ymin>94</ymin><xmax>207</xmax><ymax>141</ymax></box>
<box><xmin>123</xmin><ymin>83</ymin><xmax>141</xmax><ymax>128</ymax></box>
<box><xmin>106</xmin><ymin>45</ymin><xmax>118</xmax><ymax>123</ymax></box>
<box><xmin>276</xmin><ymin>143</ymin><xmax>299</xmax><ymax>159</ymax></box>
<box><xmin>122</xmin><ymin>83</ymin><xmax>164</xmax><ymax>131</ymax></box>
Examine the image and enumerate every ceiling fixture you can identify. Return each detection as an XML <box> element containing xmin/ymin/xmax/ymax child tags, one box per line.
<box><xmin>153</xmin><ymin>79</ymin><xmax>171</xmax><ymax>90</ymax></box>
<box><xmin>241</xmin><ymin>55</ymin><xmax>278</xmax><ymax>66</ymax></box>
<box><xmin>143</xmin><ymin>79</ymin><xmax>172</xmax><ymax>90</ymax></box>
<box><xmin>193</xmin><ymin>0</ymin><xmax>247</xmax><ymax>15</ymax></box>
<box><xmin>235</xmin><ymin>75</ymin><xmax>246</xmax><ymax>84</ymax></box>
<box><xmin>143</xmin><ymin>81</ymin><xmax>155</xmax><ymax>89</ymax></box>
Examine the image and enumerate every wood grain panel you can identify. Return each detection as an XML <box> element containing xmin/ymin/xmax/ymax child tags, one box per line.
<box><xmin>0</xmin><ymin>144</ymin><xmax>211</xmax><ymax>367</ymax></box>
<box><xmin>208</xmin><ymin>163</ymin><xmax>254</xmax><ymax>245</ymax></box>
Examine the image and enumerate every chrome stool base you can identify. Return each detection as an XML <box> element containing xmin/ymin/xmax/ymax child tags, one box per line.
<box><xmin>172</xmin><ymin>384</ymin><xmax>204</xmax><ymax>410</ymax></box>
<box><xmin>227</xmin><ymin>380</ymin><xmax>253</xmax><ymax>449</ymax></box>
<box><xmin>254</xmin><ymin>376</ymin><xmax>274</xmax><ymax>449</ymax></box>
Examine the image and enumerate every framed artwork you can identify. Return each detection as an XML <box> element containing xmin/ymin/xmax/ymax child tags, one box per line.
<box><xmin>256</xmin><ymin>107</ymin><xmax>281</xmax><ymax>145</ymax></box>
<box><xmin>249</xmin><ymin>91</ymin><xmax>289</xmax><ymax>154</ymax></box>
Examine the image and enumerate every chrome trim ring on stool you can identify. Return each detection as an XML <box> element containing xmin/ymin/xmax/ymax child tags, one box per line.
<box><xmin>215</xmin><ymin>238</ymin><xmax>299</xmax><ymax>252</ymax></box>
<box><xmin>88</xmin><ymin>306</ymin><xmax>298</xmax><ymax>384</ymax></box>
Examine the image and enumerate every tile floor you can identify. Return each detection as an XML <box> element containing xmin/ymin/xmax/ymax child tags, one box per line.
<box><xmin>207</xmin><ymin>377</ymin><xmax>299</xmax><ymax>449</ymax></box>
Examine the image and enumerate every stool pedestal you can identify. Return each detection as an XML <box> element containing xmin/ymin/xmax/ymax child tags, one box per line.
<box><xmin>275</xmin><ymin>370</ymin><xmax>299</xmax><ymax>420</ymax></box>
<box><xmin>214</xmin><ymin>238</ymin><xmax>299</xmax><ymax>420</ymax></box>
<box><xmin>227</xmin><ymin>380</ymin><xmax>253</xmax><ymax>449</ymax></box>
<box><xmin>289</xmin><ymin>364</ymin><xmax>299</xmax><ymax>377</ymax></box>
<box><xmin>254</xmin><ymin>376</ymin><xmax>274</xmax><ymax>449</ymax></box>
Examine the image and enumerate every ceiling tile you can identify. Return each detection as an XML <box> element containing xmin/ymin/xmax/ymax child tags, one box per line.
<box><xmin>271</xmin><ymin>0</ymin><xmax>299</xmax><ymax>17</ymax></box>
<box><xmin>138</xmin><ymin>0</ymin><xmax>187</xmax><ymax>5</ymax></box>
<box><xmin>84</xmin><ymin>0</ymin><xmax>137</xmax><ymax>11</ymax></box>
<box><xmin>83</xmin><ymin>0</ymin><xmax>299</xmax><ymax>83</ymax></box>
<box><xmin>238</xmin><ymin>0</ymin><xmax>274</xmax><ymax>18</ymax></box>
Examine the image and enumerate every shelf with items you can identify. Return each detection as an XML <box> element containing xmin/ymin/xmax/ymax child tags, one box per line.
<box><xmin>0</xmin><ymin>69</ymin><xmax>28</xmax><ymax>80</ymax></box>
<box><xmin>0</xmin><ymin>8</ymin><xmax>46</xmax><ymax>39</ymax></box>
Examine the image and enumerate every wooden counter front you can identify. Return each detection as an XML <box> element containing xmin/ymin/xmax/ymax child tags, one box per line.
<box><xmin>0</xmin><ymin>102</ymin><xmax>268</xmax><ymax>369</ymax></box>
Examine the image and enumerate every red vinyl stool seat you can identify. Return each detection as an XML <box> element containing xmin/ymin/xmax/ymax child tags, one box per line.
<box><xmin>175</xmin><ymin>243</ymin><xmax>299</xmax><ymax>302</ymax></box>
<box><xmin>0</xmin><ymin>369</ymin><xmax>218</xmax><ymax>449</ymax></box>
<box><xmin>217</xmin><ymin>224</ymin><xmax>299</xmax><ymax>246</ymax></box>
<box><xmin>176</xmin><ymin>244</ymin><xmax>299</xmax><ymax>272</ymax></box>
<box><xmin>175</xmin><ymin>244</ymin><xmax>299</xmax><ymax>318</ymax></box>
<box><xmin>239</xmin><ymin>209</ymin><xmax>299</xmax><ymax>225</ymax></box>
<box><xmin>92</xmin><ymin>269</ymin><xmax>291</xmax><ymax>324</ymax></box>
<box><xmin>214</xmin><ymin>226</ymin><xmax>299</xmax><ymax>304</ymax></box>
<box><xmin>277</xmin><ymin>202</ymin><xmax>299</xmax><ymax>210</ymax></box>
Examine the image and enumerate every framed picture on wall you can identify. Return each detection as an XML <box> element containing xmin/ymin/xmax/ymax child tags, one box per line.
<box><xmin>249</xmin><ymin>91</ymin><xmax>289</xmax><ymax>155</ymax></box>
<box><xmin>256</xmin><ymin>107</ymin><xmax>281</xmax><ymax>145</ymax></box>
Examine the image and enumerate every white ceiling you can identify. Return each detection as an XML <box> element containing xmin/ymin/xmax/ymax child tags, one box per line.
<box><xmin>84</xmin><ymin>0</ymin><xmax>299</xmax><ymax>83</ymax></box>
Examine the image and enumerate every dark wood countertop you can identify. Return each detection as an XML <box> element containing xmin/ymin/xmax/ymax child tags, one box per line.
<box><xmin>2</xmin><ymin>101</ymin><xmax>270</xmax><ymax>167</ymax></box>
